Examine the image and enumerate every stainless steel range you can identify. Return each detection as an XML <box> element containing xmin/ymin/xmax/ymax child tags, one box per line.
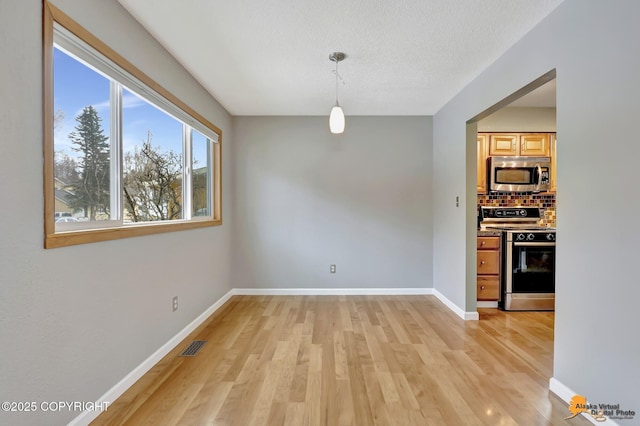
<box><xmin>480</xmin><ymin>207</ymin><xmax>556</xmax><ymax>311</ymax></box>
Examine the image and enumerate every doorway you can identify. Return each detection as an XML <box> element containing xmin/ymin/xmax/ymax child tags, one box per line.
<box><xmin>467</xmin><ymin>70</ymin><xmax>557</xmax><ymax>312</ymax></box>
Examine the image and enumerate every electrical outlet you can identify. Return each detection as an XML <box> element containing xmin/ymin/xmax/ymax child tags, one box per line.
<box><xmin>330</xmin><ymin>264</ymin><xmax>336</xmax><ymax>273</ymax></box>
<box><xmin>456</xmin><ymin>196</ymin><xmax>460</xmax><ymax>207</ymax></box>
<box><xmin>172</xmin><ymin>296</ymin><xmax>178</xmax><ymax>312</ymax></box>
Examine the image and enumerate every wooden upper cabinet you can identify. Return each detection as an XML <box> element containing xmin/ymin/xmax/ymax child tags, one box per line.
<box><xmin>489</xmin><ymin>134</ymin><xmax>519</xmax><ymax>156</ymax></box>
<box><xmin>488</xmin><ymin>133</ymin><xmax>551</xmax><ymax>157</ymax></box>
<box><xmin>520</xmin><ymin>133</ymin><xmax>550</xmax><ymax>156</ymax></box>
<box><xmin>477</xmin><ymin>134</ymin><xmax>489</xmax><ymax>193</ymax></box>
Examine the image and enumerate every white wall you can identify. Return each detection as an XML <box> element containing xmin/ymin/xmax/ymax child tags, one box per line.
<box><xmin>0</xmin><ymin>1</ymin><xmax>232</xmax><ymax>425</ymax></box>
<box><xmin>434</xmin><ymin>0</ymin><xmax>639</xmax><ymax>413</ymax></box>
<box><xmin>478</xmin><ymin>107</ymin><xmax>556</xmax><ymax>132</ymax></box>
<box><xmin>232</xmin><ymin>116</ymin><xmax>432</xmax><ymax>290</ymax></box>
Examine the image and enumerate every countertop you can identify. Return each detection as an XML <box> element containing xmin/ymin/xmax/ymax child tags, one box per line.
<box><xmin>477</xmin><ymin>229</ymin><xmax>502</xmax><ymax>237</ymax></box>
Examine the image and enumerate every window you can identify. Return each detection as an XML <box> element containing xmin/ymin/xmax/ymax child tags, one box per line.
<box><xmin>44</xmin><ymin>2</ymin><xmax>221</xmax><ymax>248</ymax></box>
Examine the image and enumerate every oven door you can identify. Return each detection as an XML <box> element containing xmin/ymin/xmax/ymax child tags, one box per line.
<box><xmin>505</xmin><ymin>241</ymin><xmax>555</xmax><ymax>310</ymax></box>
<box><xmin>510</xmin><ymin>241</ymin><xmax>555</xmax><ymax>292</ymax></box>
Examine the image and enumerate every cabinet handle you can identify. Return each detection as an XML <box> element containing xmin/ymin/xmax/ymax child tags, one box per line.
<box><xmin>480</xmin><ymin>261</ymin><xmax>486</xmax><ymax>265</ymax></box>
<box><xmin>480</xmin><ymin>241</ymin><xmax>486</xmax><ymax>246</ymax></box>
<box><xmin>481</xmin><ymin>286</ymin><xmax>485</xmax><ymax>290</ymax></box>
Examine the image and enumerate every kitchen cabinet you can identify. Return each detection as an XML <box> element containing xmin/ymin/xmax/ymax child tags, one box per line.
<box><xmin>520</xmin><ymin>133</ymin><xmax>551</xmax><ymax>156</ymax></box>
<box><xmin>550</xmin><ymin>134</ymin><xmax>557</xmax><ymax>192</ymax></box>
<box><xmin>477</xmin><ymin>134</ymin><xmax>489</xmax><ymax>194</ymax></box>
<box><xmin>477</xmin><ymin>236</ymin><xmax>500</xmax><ymax>301</ymax></box>
<box><xmin>488</xmin><ymin>134</ymin><xmax>519</xmax><ymax>156</ymax></box>
<box><xmin>488</xmin><ymin>133</ymin><xmax>550</xmax><ymax>156</ymax></box>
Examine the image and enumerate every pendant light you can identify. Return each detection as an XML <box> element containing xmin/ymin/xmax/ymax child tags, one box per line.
<box><xmin>329</xmin><ymin>52</ymin><xmax>346</xmax><ymax>134</ymax></box>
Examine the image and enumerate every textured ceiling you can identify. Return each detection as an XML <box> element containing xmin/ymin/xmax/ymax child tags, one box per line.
<box><xmin>117</xmin><ymin>0</ymin><xmax>562</xmax><ymax>116</ymax></box>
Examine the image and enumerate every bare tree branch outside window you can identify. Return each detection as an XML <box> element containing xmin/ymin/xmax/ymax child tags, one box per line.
<box><xmin>123</xmin><ymin>131</ymin><xmax>183</xmax><ymax>222</ymax></box>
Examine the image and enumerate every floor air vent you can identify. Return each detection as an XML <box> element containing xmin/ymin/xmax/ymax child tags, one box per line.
<box><xmin>179</xmin><ymin>340</ymin><xmax>207</xmax><ymax>357</ymax></box>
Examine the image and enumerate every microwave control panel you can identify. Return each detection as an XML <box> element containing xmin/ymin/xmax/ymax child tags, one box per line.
<box><xmin>540</xmin><ymin>167</ymin><xmax>550</xmax><ymax>184</ymax></box>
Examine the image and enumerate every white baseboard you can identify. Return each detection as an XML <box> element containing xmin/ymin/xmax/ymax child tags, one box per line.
<box><xmin>432</xmin><ymin>289</ymin><xmax>479</xmax><ymax>321</ymax></box>
<box><xmin>465</xmin><ymin>312</ymin><xmax>480</xmax><ymax>320</ymax></box>
<box><xmin>476</xmin><ymin>301</ymin><xmax>498</xmax><ymax>308</ymax></box>
<box><xmin>549</xmin><ymin>378</ymin><xmax>620</xmax><ymax>426</ymax></box>
<box><xmin>70</xmin><ymin>286</ymin><xmax>471</xmax><ymax>425</ymax></box>
<box><xmin>68</xmin><ymin>289</ymin><xmax>235</xmax><ymax>426</ymax></box>
<box><xmin>233</xmin><ymin>287</ymin><xmax>434</xmax><ymax>296</ymax></box>
<box><xmin>234</xmin><ymin>287</ymin><xmax>480</xmax><ymax>319</ymax></box>
<box><xmin>549</xmin><ymin>377</ymin><xmax>576</xmax><ymax>403</ymax></box>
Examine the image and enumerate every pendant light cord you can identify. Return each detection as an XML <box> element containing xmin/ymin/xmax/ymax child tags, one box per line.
<box><xmin>335</xmin><ymin>59</ymin><xmax>339</xmax><ymax>106</ymax></box>
<box><xmin>332</xmin><ymin>58</ymin><xmax>344</xmax><ymax>106</ymax></box>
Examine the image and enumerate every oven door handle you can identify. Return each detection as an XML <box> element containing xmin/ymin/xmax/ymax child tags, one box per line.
<box><xmin>513</xmin><ymin>241</ymin><xmax>555</xmax><ymax>247</ymax></box>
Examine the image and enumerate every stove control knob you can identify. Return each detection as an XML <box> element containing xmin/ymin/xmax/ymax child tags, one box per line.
<box><xmin>520</xmin><ymin>209</ymin><xmax>527</xmax><ymax>216</ymax></box>
<box><xmin>546</xmin><ymin>233</ymin><xmax>555</xmax><ymax>241</ymax></box>
<box><xmin>516</xmin><ymin>233</ymin><xmax>526</xmax><ymax>241</ymax></box>
<box><xmin>527</xmin><ymin>233</ymin><xmax>535</xmax><ymax>241</ymax></box>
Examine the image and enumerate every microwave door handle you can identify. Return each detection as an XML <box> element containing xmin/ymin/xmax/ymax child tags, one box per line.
<box><xmin>534</xmin><ymin>164</ymin><xmax>542</xmax><ymax>192</ymax></box>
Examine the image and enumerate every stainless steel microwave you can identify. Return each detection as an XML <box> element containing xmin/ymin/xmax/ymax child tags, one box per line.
<box><xmin>488</xmin><ymin>156</ymin><xmax>551</xmax><ymax>192</ymax></box>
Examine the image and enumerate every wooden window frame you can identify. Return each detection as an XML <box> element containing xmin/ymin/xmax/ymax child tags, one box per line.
<box><xmin>43</xmin><ymin>1</ymin><xmax>222</xmax><ymax>249</ymax></box>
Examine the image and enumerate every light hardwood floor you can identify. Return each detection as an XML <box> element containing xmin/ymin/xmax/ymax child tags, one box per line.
<box><xmin>92</xmin><ymin>296</ymin><xmax>588</xmax><ymax>425</ymax></box>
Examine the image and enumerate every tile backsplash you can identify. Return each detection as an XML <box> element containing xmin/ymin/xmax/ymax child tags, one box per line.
<box><xmin>478</xmin><ymin>192</ymin><xmax>556</xmax><ymax>227</ymax></box>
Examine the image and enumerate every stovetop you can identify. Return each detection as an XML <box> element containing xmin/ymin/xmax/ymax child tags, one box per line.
<box><xmin>482</xmin><ymin>225</ymin><xmax>555</xmax><ymax>232</ymax></box>
<box><xmin>480</xmin><ymin>225</ymin><xmax>556</xmax><ymax>241</ymax></box>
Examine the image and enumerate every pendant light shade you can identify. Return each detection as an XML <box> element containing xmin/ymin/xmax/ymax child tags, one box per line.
<box><xmin>329</xmin><ymin>104</ymin><xmax>345</xmax><ymax>134</ymax></box>
<box><xmin>329</xmin><ymin>52</ymin><xmax>346</xmax><ymax>134</ymax></box>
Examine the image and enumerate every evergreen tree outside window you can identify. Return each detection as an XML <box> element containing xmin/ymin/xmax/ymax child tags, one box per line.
<box><xmin>68</xmin><ymin>106</ymin><xmax>110</xmax><ymax>220</ymax></box>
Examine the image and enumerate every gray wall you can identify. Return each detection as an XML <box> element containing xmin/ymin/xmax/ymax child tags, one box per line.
<box><xmin>232</xmin><ymin>116</ymin><xmax>433</xmax><ymax>289</ymax></box>
<box><xmin>0</xmin><ymin>1</ymin><xmax>232</xmax><ymax>425</ymax></box>
<box><xmin>434</xmin><ymin>0</ymin><xmax>639</xmax><ymax>412</ymax></box>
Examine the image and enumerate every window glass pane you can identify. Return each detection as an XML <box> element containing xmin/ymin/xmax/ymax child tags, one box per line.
<box><xmin>122</xmin><ymin>88</ymin><xmax>184</xmax><ymax>222</ymax></box>
<box><xmin>53</xmin><ymin>47</ymin><xmax>111</xmax><ymax>225</ymax></box>
<box><xmin>192</xmin><ymin>130</ymin><xmax>211</xmax><ymax>217</ymax></box>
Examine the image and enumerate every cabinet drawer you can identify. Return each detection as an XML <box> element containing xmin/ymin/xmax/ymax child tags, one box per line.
<box><xmin>477</xmin><ymin>251</ymin><xmax>500</xmax><ymax>274</ymax></box>
<box><xmin>477</xmin><ymin>276</ymin><xmax>500</xmax><ymax>301</ymax></box>
<box><xmin>477</xmin><ymin>236</ymin><xmax>500</xmax><ymax>250</ymax></box>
